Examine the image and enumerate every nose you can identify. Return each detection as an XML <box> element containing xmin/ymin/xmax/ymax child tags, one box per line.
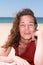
<box><xmin>25</xmin><ymin>25</ymin><xmax>29</xmax><ymax>32</ymax></box>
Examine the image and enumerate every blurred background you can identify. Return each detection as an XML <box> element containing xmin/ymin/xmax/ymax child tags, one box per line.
<box><xmin>0</xmin><ymin>0</ymin><xmax>43</xmax><ymax>46</ymax></box>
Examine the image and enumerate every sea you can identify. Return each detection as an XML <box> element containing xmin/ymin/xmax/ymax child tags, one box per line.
<box><xmin>0</xmin><ymin>17</ymin><xmax>43</xmax><ymax>23</ymax></box>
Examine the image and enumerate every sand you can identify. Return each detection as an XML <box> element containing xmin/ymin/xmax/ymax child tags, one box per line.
<box><xmin>0</xmin><ymin>23</ymin><xmax>43</xmax><ymax>46</ymax></box>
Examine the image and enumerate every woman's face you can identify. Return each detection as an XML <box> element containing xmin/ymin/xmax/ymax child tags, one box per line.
<box><xmin>19</xmin><ymin>15</ymin><xmax>35</xmax><ymax>40</ymax></box>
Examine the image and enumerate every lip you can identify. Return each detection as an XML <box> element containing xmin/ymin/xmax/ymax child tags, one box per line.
<box><xmin>24</xmin><ymin>33</ymin><xmax>31</xmax><ymax>35</ymax></box>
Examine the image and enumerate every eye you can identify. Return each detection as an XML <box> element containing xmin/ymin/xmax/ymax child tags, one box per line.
<box><xmin>29</xmin><ymin>24</ymin><xmax>33</xmax><ymax>26</ymax></box>
<box><xmin>29</xmin><ymin>23</ymin><xmax>34</xmax><ymax>27</ymax></box>
<box><xmin>20</xmin><ymin>24</ymin><xmax>25</xmax><ymax>27</ymax></box>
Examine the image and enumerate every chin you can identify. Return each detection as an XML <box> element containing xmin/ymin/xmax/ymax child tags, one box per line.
<box><xmin>24</xmin><ymin>36</ymin><xmax>32</xmax><ymax>40</ymax></box>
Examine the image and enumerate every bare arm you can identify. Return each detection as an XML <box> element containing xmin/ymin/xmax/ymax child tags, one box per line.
<box><xmin>0</xmin><ymin>56</ymin><xmax>14</xmax><ymax>63</ymax></box>
<box><xmin>34</xmin><ymin>30</ymin><xmax>43</xmax><ymax>65</ymax></box>
<box><xmin>0</xmin><ymin>47</ymin><xmax>14</xmax><ymax>63</ymax></box>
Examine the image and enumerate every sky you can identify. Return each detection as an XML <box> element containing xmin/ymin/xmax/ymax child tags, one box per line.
<box><xmin>0</xmin><ymin>0</ymin><xmax>43</xmax><ymax>17</ymax></box>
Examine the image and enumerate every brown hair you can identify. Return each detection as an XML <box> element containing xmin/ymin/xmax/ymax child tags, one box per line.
<box><xmin>3</xmin><ymin>8</ymin><xmax>38</xmax><ymax>48</ymax></box>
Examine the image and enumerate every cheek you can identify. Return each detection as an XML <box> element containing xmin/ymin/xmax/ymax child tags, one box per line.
<box><xmin>19</xmin><ymin>27</ymin><xmax>24</xmax><ymax>32</ymax></box>
<box><xmin>30</xmin><ymin>28</ymin><xmax>35</xmax><ymax>34</ymax></box>
<box><xmin>19</xmin><ymin>27</ymin><xmax>24</xmax><ymax>35</ymax></box>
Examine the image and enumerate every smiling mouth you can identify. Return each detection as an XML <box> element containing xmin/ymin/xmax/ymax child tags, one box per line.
<box><xmin>24</xmin><ymin>33</ymin><xmax>31</xmax><ymax>35</ymax></box>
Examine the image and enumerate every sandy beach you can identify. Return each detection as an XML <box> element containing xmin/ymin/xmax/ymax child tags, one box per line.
<box><xmin>0</xmin><ymin>23</ymin><xmax>43</xmax><ymax>46</ymax></box>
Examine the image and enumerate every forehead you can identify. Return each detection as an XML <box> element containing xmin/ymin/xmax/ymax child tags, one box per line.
<box><xmin>20</xmin><ymin>15</ymin><xmax>34</xmax><ymax>23</ymax></box>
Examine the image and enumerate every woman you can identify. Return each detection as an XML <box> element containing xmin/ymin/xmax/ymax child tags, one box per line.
<box><xmin>0</xmin><ymin>8</ymin><xmax>43</xmax><ymax>65</ymax></box>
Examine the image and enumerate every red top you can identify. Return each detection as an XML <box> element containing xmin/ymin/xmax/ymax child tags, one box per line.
<box><xmin>15</xmin><ymin>41</ymin><xmax>36</xmax><ymax>65</ymax></box>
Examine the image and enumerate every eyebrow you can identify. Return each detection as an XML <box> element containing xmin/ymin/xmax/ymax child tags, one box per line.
<box><xmin>28</xmin><ymin>21</ymin><xmax>34</xmax><ymax>23</ymax></box>
<box><xmin>20</xmin><ymin>22</ymin><xmax>24</xmax><ymax>23</ymax></box>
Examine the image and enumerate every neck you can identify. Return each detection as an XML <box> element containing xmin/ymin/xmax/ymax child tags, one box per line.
<box><xmin>20</xmin><ymin>37</ymin><xmax>32</xmax><ymax>45</ymax></box>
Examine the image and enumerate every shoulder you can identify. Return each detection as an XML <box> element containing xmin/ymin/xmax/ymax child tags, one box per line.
<box><xmin>27</xmin><ymin>41</ymin><xmax>36</xmax><ymax>48</ymax></box>
<box><xmin>26</xmin><ymin>41</ymin><xmax>36</xmax><ymax>53</ymax></box>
